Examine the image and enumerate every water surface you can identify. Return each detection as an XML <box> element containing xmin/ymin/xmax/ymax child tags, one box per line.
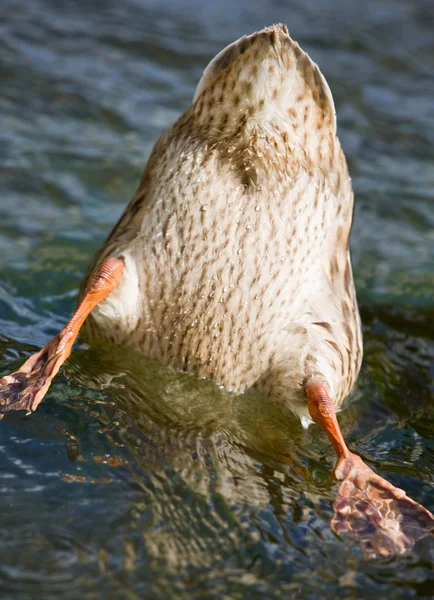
<box><xmin>1</xmin><ymin>0</ymin><xmax>434</xmax><ymax>598</ymax></box>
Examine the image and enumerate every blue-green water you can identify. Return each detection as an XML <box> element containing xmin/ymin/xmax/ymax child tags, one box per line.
<box><xmin>1</xmin><ymin>0</ymin><xmax>434</xmax><ymax>598</ymax></box>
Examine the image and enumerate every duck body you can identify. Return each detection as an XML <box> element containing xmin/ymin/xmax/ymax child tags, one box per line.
<box><xmin>82</xmin><ymin>24</ymin><xmax>362</xmax><ymax>424</ymax></box>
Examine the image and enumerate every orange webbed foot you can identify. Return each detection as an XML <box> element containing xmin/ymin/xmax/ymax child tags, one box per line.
<box><xmin>0</xmin><ymin>329</ymin><xmax>74</xmax><ymax>417</ymax></box>
<box><xmin>331</xmin><ymin>452</ymin><xmax>434</xmax><ymax>557</ymax></box>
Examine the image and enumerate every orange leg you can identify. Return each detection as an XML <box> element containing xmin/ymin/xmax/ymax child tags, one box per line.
<box><xmin>305</xmin><ymin>381</ymin><xmax>351</xmax><ymax>474</ymax></box>
<box><xmin>305</xmin><ymin>379</ymin><xmax>434</xmax><ymax>557</ymax></box>
<box><xmin>0</xmin><ymin>258</ymin><xmax>124</xmax><ymax>417</ymax></box>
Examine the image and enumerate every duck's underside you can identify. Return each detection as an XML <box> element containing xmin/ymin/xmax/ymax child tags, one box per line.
<box><xmin>1</xmin><ymin>24</ymin><xmax>433</xmax><ymax>557</ymax></box>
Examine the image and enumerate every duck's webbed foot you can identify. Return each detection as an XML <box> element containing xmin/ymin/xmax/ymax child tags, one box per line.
<box><xmin>305</xmin><ymin>380</ymin><xmax>434</xmax><ymax>557</ymax></box>
<box><xmin>0</xmin><ymin>257</ymin><xmax>124</xmax><ymax>418</ymax></box>
<box><xmin>0</xmin><ymin>331</ymin><xmax>76</xmax><ymax>416</ymax></box>
<box><xmin>332</xmin><ymin>452</ymin><xmax>434</xmax><ymax>557</ymax></box>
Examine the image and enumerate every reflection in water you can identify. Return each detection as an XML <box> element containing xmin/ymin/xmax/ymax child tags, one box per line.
<box><xmin>67</xmin><ymin>343</ymin><xmax>323</xmax><ymax>573</ymax></box>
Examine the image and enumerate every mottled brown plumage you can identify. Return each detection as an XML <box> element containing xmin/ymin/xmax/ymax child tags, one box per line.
<box><xmin>81</xmin><ymin>24</ymin><xmax>362</xmax><ymax>425</ymax></box>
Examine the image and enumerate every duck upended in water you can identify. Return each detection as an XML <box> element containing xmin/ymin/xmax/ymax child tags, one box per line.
<box><xmin>1</xmin><ymin>24</ymin><xmax>433</xmax><ymax>556</ymax></box>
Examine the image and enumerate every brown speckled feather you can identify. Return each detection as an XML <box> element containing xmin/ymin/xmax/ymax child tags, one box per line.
<box><xmin>81</xmin><ymin>24</ymin><xmax>362</xmax><ymax>425</ymax></box>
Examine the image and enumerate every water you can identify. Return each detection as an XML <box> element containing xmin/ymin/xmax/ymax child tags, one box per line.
<box><xmin>1</xmin><ymin>0</ymin><xmax>434</xmax><ymax>597</ymax></box>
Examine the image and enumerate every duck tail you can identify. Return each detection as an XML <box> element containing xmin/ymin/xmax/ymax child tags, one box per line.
<box><xmin>193</xmin><ymin>24</ymin><xmax>336</xmax><ymax>136</ymax></box>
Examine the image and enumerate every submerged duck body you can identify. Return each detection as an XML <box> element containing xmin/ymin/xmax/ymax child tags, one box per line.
<box><xmin>82</xmin><ymin>24</ymin><xmax>362</xmax><ymax>424</ymax></box>
<box><xmin>2</xmin><ymin>25</ymin><xmax>433</xmax><ymax>557</ymax></box>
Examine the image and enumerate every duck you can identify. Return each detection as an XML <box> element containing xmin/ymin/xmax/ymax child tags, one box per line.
<box><xmin>1</xmin><ymin>24</ymin><xmax>433</xmax><ymax>557</ymax></box>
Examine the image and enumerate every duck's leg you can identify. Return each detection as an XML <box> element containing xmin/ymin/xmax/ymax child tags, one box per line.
<box><xmin>0</xmin><ymin>258</ymin><xmax>124</xmax><ymax>417</ymax></box>
<box><xmin>305</xmin><ymin>379</ymin><xmax>434</xmax><ymax>557</ymax></box>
